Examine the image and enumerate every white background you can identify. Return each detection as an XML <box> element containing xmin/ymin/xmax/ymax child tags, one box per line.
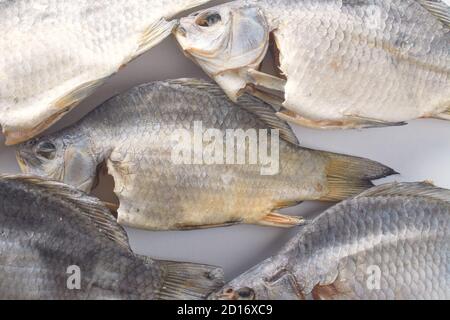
<box><xmin>1</xmin><ymin>0</ymin><xmax>449</xmax><ymax>281</ymax></box>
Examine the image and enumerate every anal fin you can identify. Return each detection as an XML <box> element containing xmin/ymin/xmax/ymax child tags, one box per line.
<box><xmin>257</xmin><ymin>212</ymin><xmax>306</xmax><ymax>228</ymax></box>
<box><xmin>277</xmin><ymin>111</ymin><xmax>407</xmax><ymax>130</ymax></box>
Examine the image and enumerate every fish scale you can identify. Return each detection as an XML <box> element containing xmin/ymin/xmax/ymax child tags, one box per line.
<box><xmin>176</xmin><ymin>0</ymin><xmax>449</xmax><ymax>128</ymax></box>
<box><xmin>0</xmin><ymin>0</ymin><xmax>212</xmax><ymax>145</ymax></box>
<box><xmin>273</xmin><ymin>0</ymin><xmax>449</xmax><ymax>121</ymax></box>
<box><xmin>212</xmin><ymin>184</ymin><xmax>449</xmax><ymax>300</ymax></box>
<box><xmin>0</xmin><ymin>175</ymin><xmax>224</xmax><ymax>300</ymax></box>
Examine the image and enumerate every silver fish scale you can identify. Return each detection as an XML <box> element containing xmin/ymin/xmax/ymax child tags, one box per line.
<box><xmin>0</xmin><ymin>0</ymin><xmax>210</xmax><ymax>144</ymax></box>
<box><xmin>244</xmin><ymin>0</ymin><xmax>449</xmax><ymax>122</ymax></box>
<box><xmin>67</xmin><ymin>81</ymin><xmax>329</xmax><ymax>230</ymax></box>
<box><xmin>279</xmin><ymin>196</ymin><xmax>449</xmax><ymax>299</ymax></box>
<box><xmin>0</xmin><ymin>178</ymin><xmax>164</xmax><ymax>299</ymax></box>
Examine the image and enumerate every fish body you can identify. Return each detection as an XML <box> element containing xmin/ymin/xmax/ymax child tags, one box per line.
<box><xmin>16</xmin><ymin>79</ymin><xmax>395</xmax><ymax>231</ymax></box>
<box><xmin>0</xmin><ymin>0</ymin><xmax>211</xmax><ymax>145</ymax></box>
<box><xmin>176</xmin><ymin>0</ymin><xmax>450</xmax><ymax>128</ymax></box>
<box><xmin>211</xmin><ymin>183</ymin><xmax>450</xmax><ymax>300</ymax></box>
<box><xmin>0</xmin><ymin>175</ymin><xmax>223</xmax><ymax>300</ymax></box>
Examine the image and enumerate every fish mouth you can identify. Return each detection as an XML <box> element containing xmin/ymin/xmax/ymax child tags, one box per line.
<box><xmin>174</xmin><ymin>22</ymin><xmax>187</xmax><ymax>37</ymax></box>
<box><xmin>208</xmin><ymin>288</ymin><xmax>242</xmax><ymax>300</ymax></box>
<box><xmin>173</xmin><ymin>24</ymin><xmax>190</xmax><ymax>51</ymax></box>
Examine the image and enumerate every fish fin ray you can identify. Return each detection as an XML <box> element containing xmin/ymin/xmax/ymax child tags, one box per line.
<box><xmin>0</xmin><ymin>175</ymin><xmax>130</xmax><ymax>250</ymax></box>
<box><xmin>4</xmin><ymin>108</ymin><xmax>71</xmax><ymax>146</ymax></box>
<box><xmin>434</xmin><ymin>106</ymin><xmax>450</xmax><ymax>120</ymax></box>
<box><xmin>245</xmin><ymin>69</ymin><xmax>286</xmax><ymax>92</ymax></box>
<box><xmin>245</xmin><ymin>85</ymin><xmax>284</xmax><ymax>111</ymax></box>
<box><xmin>257</xmin><ymin>212</ymin><xmax>306</xmax><ymax>228</ymax></box>
<box><xmin>311</xmin><ymin>277</ymin><xmax>353</xmax><ymax>300</ymax></box>
<box><xmin>277</xmin><ymin>111</ymin><xmax>407</xmax><ymax>130</ymax></box>
<box><xmin>3</xmin><ymin>78</ymin><xmax>106</xmax><ymax>145</ymax></box>
<box><xmin>53</xmin><ymin>78</ymin><xmax>106</xmax><ymax>113</ymax></box>
<box><xmin>342</xmin><ymin>115</ymin><xmax>408</xmax><ymax>129</ymax></box>
<box><xmin>166</xmin><ymin>78</ymin><xmax>299</xmax><ymax>146</ymax></box>
<box><xmin>157</xmin><ymin>261</ymin><xmax>224</xmax><ymax>300</ymax></box>
<box><xmin>133</xmin><ymin>18</ymin><xmax>177</xmax><ymax>59</ymax></box>
<box><xmin>321</xmin><ymin>153</ymin><xmax>398</xmax><ymax>201</ymax></box>
<box><xmin>417</xmin><ymin>0</ymin><xmax>450</xmax><ymax>27</ymax></box>
<box><xmin>355</xmin><ymin>181</ymin><xmax>450</xmax><ymax>203</ymax></box>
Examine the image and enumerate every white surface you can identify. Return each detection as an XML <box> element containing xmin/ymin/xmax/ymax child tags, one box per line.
<box><xmin>1</xmin><ymin>0</ymin><xmax>449</xmax><ymax>281</ymax></box>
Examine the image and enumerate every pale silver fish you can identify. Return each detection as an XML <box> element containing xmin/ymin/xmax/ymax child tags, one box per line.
<box><xmin>0</xmin><ymin>175</ymin><xmax>224</xmax><ymax>300</ymax></box>
<box><xmin>16</xmin><ymin>79</ymin><xmax>396</xmax><ymax>231</ymax></box>
<box><xmin>176</xmin><ymin>0</ymin><xmax>450</xmax><ymax>129</ymax></box>
<box><xmin>210</xmin><ymin>182</ymin><xmax>450</xmax><ymax>300</ymax></box>
<box><xmin>0</xmin><ymin>0</ymin><xmax>211</xmax><ymax>145</ymax></box>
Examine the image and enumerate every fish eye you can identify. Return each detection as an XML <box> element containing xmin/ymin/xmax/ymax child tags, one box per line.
<box><xmin>196</xmin><ymin>12</ymin><xmax>222</xmax><ymax>27</ymax></box>
<box><xmin>237</xmin><ymin>287</ymin><xmax>255</xmax><ymax>300</ymax></box>
<box><xmin>36</xmin><ymin>141</ymin><xmax>56</xmax><ymax>160</ymax></box>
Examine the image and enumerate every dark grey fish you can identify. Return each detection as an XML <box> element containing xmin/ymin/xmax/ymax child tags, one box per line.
<box><xmin>0</xmin><ymin>175</ymin><xmax>223</xmax><ymax>300</ymax></box>
<box><xmin>211</xmin><ymin>182</ymin><xmax>449</xmax><ymax>300</ymax></box>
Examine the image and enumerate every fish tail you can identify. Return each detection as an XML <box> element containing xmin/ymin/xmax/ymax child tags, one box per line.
<box><xmin>157</xmin><ymin>261</ymin><xmax>224</xmax><ymax>300</ymax></box>
<box><xmin>321</xmin><ymin>153</ymin><xmax>398</xmax><ymax>201</ymax></box>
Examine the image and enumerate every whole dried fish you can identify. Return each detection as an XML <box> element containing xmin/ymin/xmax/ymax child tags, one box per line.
<box><xmin>0</xmin><ymin>175</ymin><xmax>224</xmax><ymax>300</ymax></box>
<box><xmin>0</xmin><ymin>0</ymin><xmax>211</xmax><ymax>145</ymax></box>
<box><xmin>17</xmin><ymin>79</ymin><xmax>396</xmax><ymax>231</ymax></box>
<box><xmin>210</xmin><ymin>182</ymin><xmax>449</xmax><ymax>300</ymax></box>
<box><xmin>175</xmin><ymin>0</ymin><xmax>450</xmax><ymax>129</ymax></box>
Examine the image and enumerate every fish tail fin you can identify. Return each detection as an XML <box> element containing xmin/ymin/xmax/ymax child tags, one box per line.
<box><xmin>321</xmin><ymin>153</ymin><xmax>398</xmax><ymax>201</ymax></box>
<box><xmin>157</xmin><ymin>261</ymin><xmax>224</xmax><ymax>300</ymax></box>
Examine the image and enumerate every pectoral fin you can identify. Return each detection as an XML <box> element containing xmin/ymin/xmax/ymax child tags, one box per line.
<box><xmin>245</xmin><ymin>69</ymin><xmax>287</xmax><ymax>92</ymax></box>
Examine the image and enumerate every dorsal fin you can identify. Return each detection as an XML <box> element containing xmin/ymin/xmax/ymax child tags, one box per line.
<box><xmin>1</xmin><ymin>175</ymin><xmax>130</xmax><ymax>250</ymax></box>
<box><xmin>355</xmin><ymin>182</ymin><xmax>450</xmax><ymax>203</ymax></box>
<box><xmin>417</xmin><ymin>0</ymin><xmax>450</xmax><ymax>27</ymax></box>
<box><xmin>164</xmin><ymin>78</ymin><xmax>300</xmax><ymax>146</ymax></box>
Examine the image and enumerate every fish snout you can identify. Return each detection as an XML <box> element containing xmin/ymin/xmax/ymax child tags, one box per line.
<box><xmin>176</xmin><ymin>25</ymin><xmax>187</xmax><ymax>38</ymax></box>
<box><xmin>16</xmin><ymin>150</ymin><xmax>30</xmax><ymax>173</ymax></box>
<box><xmin>15</xmin><ymin>141</ymin><xmax>39</xmax><ymax>173</ymax></box>
<box><xmin>208</xmin><ymin>288</ymin><xmax>237</xmax><ymax>300</ymax></box>
<box><xmin>209</xmin><ymin>287</ymin><xmax>255</xmax><ymax>300</ymax></box>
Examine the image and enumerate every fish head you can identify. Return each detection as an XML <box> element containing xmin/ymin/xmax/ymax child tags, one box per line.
<box><xmin>210</xmin><ymin>256</ymin><xmax>308</xmax><ymax>300</ymax></box>
<box><xmin>16</xmin><ymin>132</ymin><xmax>97</xmax><ymax>192</ymax></box>
<box><xmin>175</xmin><ymin>2</ymin><xmax>269</xmax><ymax>101</ymax></box>
<box><xmin>208</xmin><ymin>259</ymin><xmax>277</xmax><ymax>300</ymax></box>
<box><xmin>210</xmin><ymin>286</ymin><xmax>257</xmax><ymax>301</ymax></box>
